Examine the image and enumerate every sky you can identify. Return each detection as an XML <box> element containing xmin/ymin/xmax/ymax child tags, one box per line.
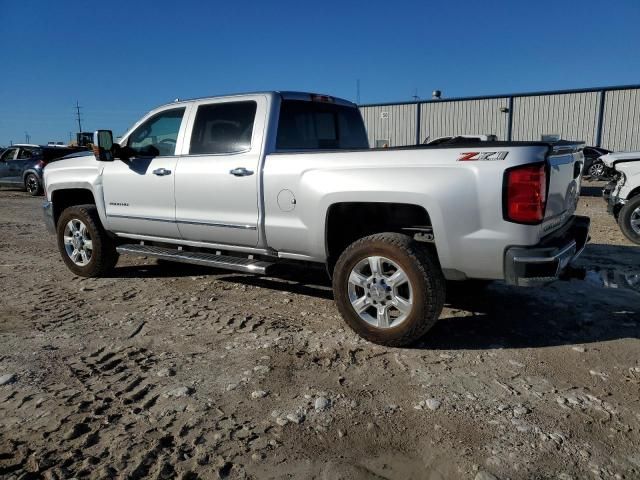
<box><xmin>1</xmin><ymin>0</ymin><xmax>639</xmax><ymax>146</ymax></box>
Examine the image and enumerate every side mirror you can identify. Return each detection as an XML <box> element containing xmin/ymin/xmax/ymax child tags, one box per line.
<box><xmin>93</xmin><ymin>130</ymin><xmax>114</xmax><ymax>161</ymax></box>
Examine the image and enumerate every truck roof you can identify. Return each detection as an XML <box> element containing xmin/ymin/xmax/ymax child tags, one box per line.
<box><xmin>156</xmin><ymin>91</ymin><xmax>357</xmax><ymax>109</ymax></box>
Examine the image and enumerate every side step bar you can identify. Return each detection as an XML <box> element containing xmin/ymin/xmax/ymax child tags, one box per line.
<box><xmin>116</xmin><ymin>244</ymin><xmax>274</xmax><ymax>274</ymax></box>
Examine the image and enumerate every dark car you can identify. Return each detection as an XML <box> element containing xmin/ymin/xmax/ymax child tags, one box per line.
<box><xmin>0</xmin><ymin>144</ymin><xmax>88</xmax><ymax>195</ymax></box>
<box><xmin>582</xmin><ymin>146</ymin><xmax>613</xmax><ymax>180</ymax></box>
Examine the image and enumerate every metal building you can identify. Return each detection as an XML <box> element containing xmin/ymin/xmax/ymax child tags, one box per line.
<box><xmin>359</xmin><ymin>84</ymin><xmax>640</xmax><ymax>151</ymax></box>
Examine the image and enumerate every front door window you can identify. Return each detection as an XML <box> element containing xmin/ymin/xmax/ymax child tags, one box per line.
<box><xmin>127</xmin><ymin>108</ymin><xmax>185</xmax><ymax>157</ymax></box>
<box><xmin>0</xmin><ymin>148</ymin><xmax>18</xmax><ymax>162</ymax></box>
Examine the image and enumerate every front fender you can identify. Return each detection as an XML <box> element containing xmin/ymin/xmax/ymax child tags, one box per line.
<box><xmin>44</xmin><ymin>156</ymin><xmax>106</xmax><ymax>226</ymax></box>
<box><xmin>49</xmin><ymin>183</ymin><xmax>108</xmax><ymax>228</ymax></box>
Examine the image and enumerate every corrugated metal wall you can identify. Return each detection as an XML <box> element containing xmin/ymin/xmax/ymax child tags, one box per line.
<box><xmin>511</xmin><ymin>92</ymin><xmax>599</xmax><ymax>145</ymax></box>
<box><xmin>601</xmin><ymin>89</ymin><xmax>640</xmax><ymax>151</ymax></box>
<box><xmin>420</xmin><ymin>98</ymin><xmax>509</xmax><ymax>142</ymax></box>
<box><xmin>359</xmin><ymin>104</ymin><xmax>416</xmax><ymax>147</ymax></box>
<box><xmin>360</xmin><ymin>86</ymin><xmax>640</xmax><ymax>151</ymax></box>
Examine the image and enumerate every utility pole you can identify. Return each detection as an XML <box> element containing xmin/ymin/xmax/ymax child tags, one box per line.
<box><xmin>356</xmin><ymin>79</ymin><xmax>361</xmax><ymax>105</ymax></box>
<box><xmin>24</xmin><ymin>131</ymin><xmax>31</xmax><ymax>143</ymax></box>
<box><xmin>75</xmin><ymin>101</ymin><xmax>83</xmax><ymax>133</ymax></box>
<box><xmin>411</xmin><ymin>88</ymin><xmax>419</xmax><ymax>102</ymax></box>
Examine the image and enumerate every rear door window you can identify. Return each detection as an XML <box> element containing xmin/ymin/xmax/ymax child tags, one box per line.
<box><xmin>18</xmin><ymin>148</ymin><xmax>36</xmax><ymax>159</ymax></box>
<box><xmin>276</xmin><ymin>100</ymin><xmax>368</xmax><ymax>150</ymax></box>
<box><xmin>189</xmin><ymin>101</ymin><xmax>257</xmax><ymax>155</ymax></box>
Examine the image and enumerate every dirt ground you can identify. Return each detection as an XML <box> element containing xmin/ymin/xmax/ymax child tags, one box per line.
<box><xmin>0</xmin><ymin>183</ymin><xmax>638</xmax><ymax>480</ymax></box>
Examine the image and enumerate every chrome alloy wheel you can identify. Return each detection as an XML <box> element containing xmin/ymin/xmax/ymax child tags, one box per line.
<box><xmin>347</xmin><ymin>256</ymin><xmax>413</xmax><ymax>328</ymax></box>
<box><xmin>631</xmin><ymin>206</ymin><xmax>640</xmax><ymax>235</ymax></box>
<box><xmin>63</xmin><ymin>219</ymin><xmax>93</xmax><ymax>266</ymax></box>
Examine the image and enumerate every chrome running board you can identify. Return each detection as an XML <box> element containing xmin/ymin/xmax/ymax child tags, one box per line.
<box><xmin>116</xmin><ymin>244</ymin><xmax>274</xmax><ymax>274</ymax></box>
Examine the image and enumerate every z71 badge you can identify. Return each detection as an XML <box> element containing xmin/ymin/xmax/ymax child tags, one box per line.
<box><xmin>458</xmin><ymin>151</ymin><xmax>509</xmax><ymax>161</ymax></box>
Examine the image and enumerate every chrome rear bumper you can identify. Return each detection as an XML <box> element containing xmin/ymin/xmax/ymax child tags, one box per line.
<box><xmin>504</xmin><ymin>215</ymin><xmax>590</xmax><ymax>286</ymax></box>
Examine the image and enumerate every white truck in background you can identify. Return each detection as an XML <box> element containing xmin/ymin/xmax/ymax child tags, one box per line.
<box><xmin>602</xmin><ymin>151</ymin><xmax>640</xmax><ymax>244</ymax></box>
<box><xmin>43</xmin><ymin>91</ymin><xmax>589</xmax><ymax>346</ymax></box>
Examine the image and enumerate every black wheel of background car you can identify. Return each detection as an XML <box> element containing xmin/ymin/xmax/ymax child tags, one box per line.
<box><xmin>25</xmin><ymin>173</ymin><xmax>42</xmax><ymax>196</ymax></box>
<box><xmin>56</xmin><ymin>204</ymin><xmax>119</xmax><ymax>277</ymax></box>
<box><xmin>587</xmin><ymin>161</ymin><xmax>606</xmax><ymax>179</ymax></box>
<box><xmin>618</xmin><ymin>195</ymin><xmax>640</xmax><ymax>245</ymax></box>
<box><xmin>332</xmin><ymin>232</ymin><xmax>445</xmax><ymax>347</ymax></box>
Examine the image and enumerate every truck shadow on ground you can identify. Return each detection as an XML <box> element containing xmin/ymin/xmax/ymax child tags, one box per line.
<box><xmin>580</xmin><ymin>185</ymin><xmax>606</xmax><ymax>197</ymax></box>
<box><xmin>421</xmin><ymin>283</ymin><xmax>639</xmax><ymax>350</ymax></box>
<box><xmin>109</xmin><ymin>244</ymin><xmax>639</xmax><ymax>350</ymax></box>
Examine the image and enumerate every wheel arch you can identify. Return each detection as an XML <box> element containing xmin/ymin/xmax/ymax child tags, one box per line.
<box><xmin>51</xmin><ymin>188</ymin><xmax>97</xmax><ymax>227</ymax></box>
<box><xmin>22</xmin><ymin>168</ymin><xmax>41</xmax><ymax>183</ymax></box>
<box><xmin>626</xmin><ymin>186</ymin><xmax>640</xmax><ymax>201</ymax></box>
<box><xmin>324</xmin><ymin>201</ymin><xmax>434</xmax><ymax>274</ymax></box>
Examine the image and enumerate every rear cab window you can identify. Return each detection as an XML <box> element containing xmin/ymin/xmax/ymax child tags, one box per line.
<box><xmin>276</xmin><ymin>100</ymin><xmax>368</xmax><ymax>151</ymax></box>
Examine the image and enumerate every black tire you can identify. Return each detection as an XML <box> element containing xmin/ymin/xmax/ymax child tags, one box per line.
<box><xmin>332</xmin><ymin>233</ymin><xmax>445</xmax><ymax>347</ymax></box>
<box><xmin>618</xmin><ymin>195</ymin><xmax>640</xmax><ymax>245</ymax></box>
<box><xmin>56</xmin><ymin>204</ymin><xmax>119</xmax><ymax>277</ymax></box>
<box><xmin>25</xmin><ymin>173</ymin><xmax>42</xmax><ymax>196</ymax></box>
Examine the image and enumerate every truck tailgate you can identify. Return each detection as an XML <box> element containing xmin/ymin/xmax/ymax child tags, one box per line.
<box><xmin>542</xmin><ymin>143</ymin><xmax>584</xmax><ymax>233</ymax></box>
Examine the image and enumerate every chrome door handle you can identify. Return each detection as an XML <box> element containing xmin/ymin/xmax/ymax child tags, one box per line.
<box><xmin>229</xmin><ymin>167</ymin><xmax>254</xmax><ymax>177</ymax></box>
<box><xmin>152</xmin><ymin>168</ymin><xmax>172</xmax><ymax>176</ymax></box>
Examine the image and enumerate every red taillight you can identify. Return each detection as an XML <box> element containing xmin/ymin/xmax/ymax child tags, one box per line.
<box><xmin>505</xmin><ymin>164</ymin><xmax>547</xmax><ymax>224</ymax></box>
<box><xmin>37</xmin><ymin>160</ymin><xmax>46</xmax><ymax>168</ymax></box>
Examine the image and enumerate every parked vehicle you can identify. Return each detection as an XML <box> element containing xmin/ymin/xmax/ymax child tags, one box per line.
<box><xmin>42</xmin><ymin>91</ymin><xmax>589</xmax><ymax>346</ymax></box>
<box><xmin>602</xmin><ymin>151</ymin><xmax>640</xmax><ymax>244</ymax></box>
<box><xmin>0</xmin><ymin>144</ymin><xmax>87</xmax><ymax>195</ymax></box>
<box><xmin>582</xmin><ymin>146</ymin><xmax>613</xmax><ymax>180</ymax></box>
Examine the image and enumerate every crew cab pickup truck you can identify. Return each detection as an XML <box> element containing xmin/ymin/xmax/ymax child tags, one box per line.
<box><xmin>42</xmin><ymin>91</ymin><xmax>589</xmax><ymax>346</ymax></box>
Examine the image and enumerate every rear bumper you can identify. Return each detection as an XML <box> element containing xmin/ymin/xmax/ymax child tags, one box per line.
<box><xmin>504</xmin><ymin>215</ymin><xmax>590</xmax><ymax>286</ymax></box>
<box><xmin>43</xmin><ymin>201</ymin><xmax>55</xmax><ymax>234</ymax></box>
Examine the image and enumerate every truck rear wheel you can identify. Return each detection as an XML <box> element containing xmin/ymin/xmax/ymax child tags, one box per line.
<box><xmin>618</xmin><ymin>195</ymin><xmax>640</xmax><ymax>245</ymax></box>
<box><xmin>56</xmin><ymin>204</ymin><xmax>119</xmax><ymax>277</ymax></box>
<box><xmin>332</xmin><ymin>233</ymin><xmax>445</xmax><ymax>347</ymax></box>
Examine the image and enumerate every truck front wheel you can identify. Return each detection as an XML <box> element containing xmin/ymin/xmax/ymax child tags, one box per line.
<box><xmin>332</xmin><ymin>233</ymin><xmax>445</xmax><ymax>347</ymax></box>
<box><xmin>618</xmin><ymin>195</ymin><xmax>640</xmax><ymax>245</ymax></box>
<box><xmin>56</xmin><ymin>205</ymin><xmax>119</xmax><ymax>277</ymax></box>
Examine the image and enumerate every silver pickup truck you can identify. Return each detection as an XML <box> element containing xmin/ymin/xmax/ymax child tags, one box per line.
<box><xmin>42</xmin><ymin>91</ymin><xmax>589</xmax><ymax>346</ymax></box>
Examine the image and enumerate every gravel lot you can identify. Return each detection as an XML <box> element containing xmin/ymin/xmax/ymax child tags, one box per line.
<box><xmin>0</xmin><ymin>184</ymin><xmax>638</xmax><ymax>480</ymax></box>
